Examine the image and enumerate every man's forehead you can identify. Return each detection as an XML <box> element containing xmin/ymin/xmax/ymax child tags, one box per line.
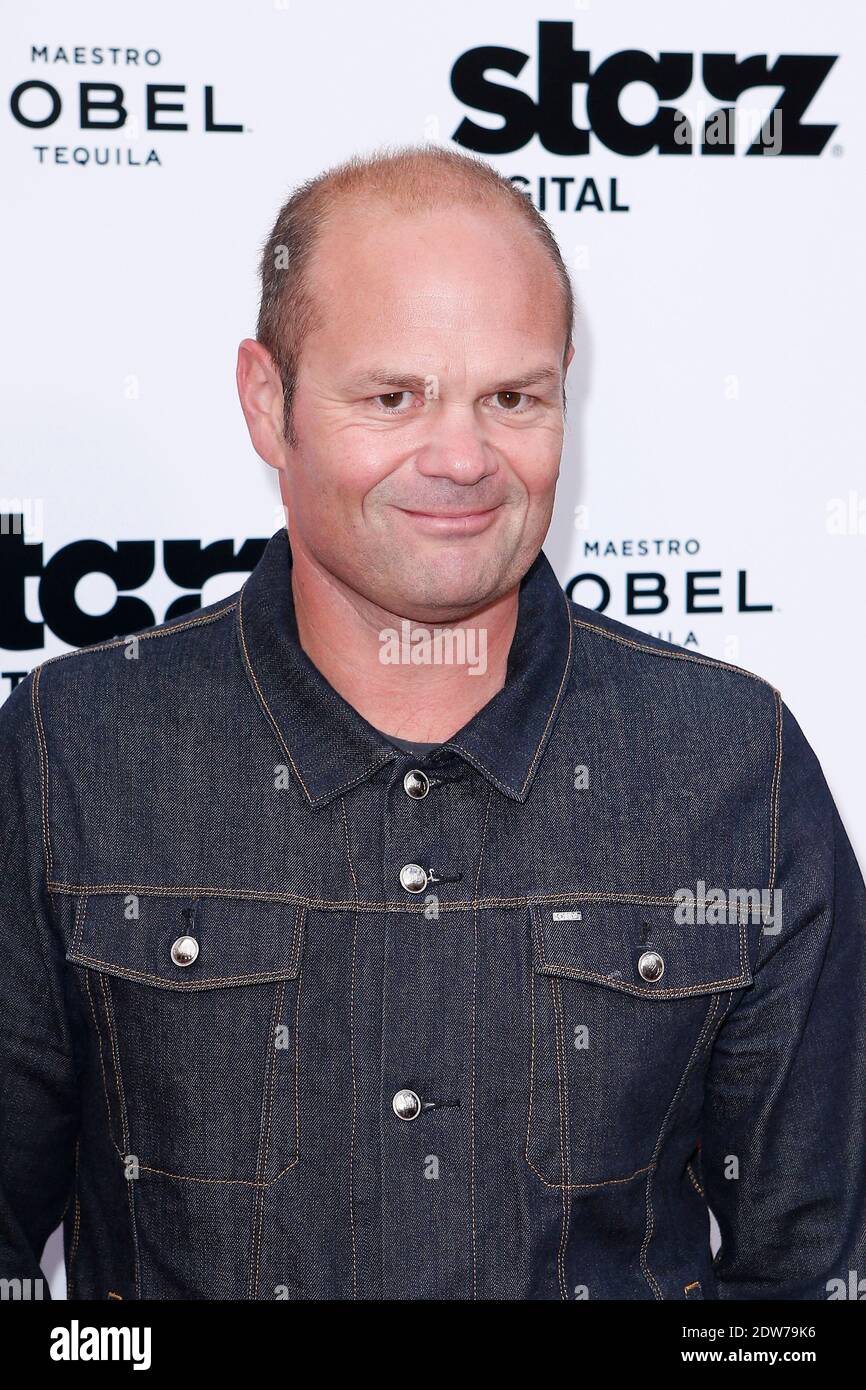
<box><xmin>337</xmin><ymin>328</ymin><xmax>560</xmax><ymax>373</ymax></box>
<box><xmin>323</xmin><ymin>284</ymin><xmax>547</xmax><ymax>331</ymax></box>
<box><xmin>316</xmin><ymin>291</ymin><xmax>560</xmax><ymax>360</ymax></box>
<box><xmin>309</xmin><ymin>215</ymin><xmax>562</xmax><ymax>317</ymax></box>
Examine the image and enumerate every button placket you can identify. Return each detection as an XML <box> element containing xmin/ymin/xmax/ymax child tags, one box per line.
<box><xmin>380</xmin><ymin>752</ymin><xmax>476</xmax><ymax>1297</ymax></box>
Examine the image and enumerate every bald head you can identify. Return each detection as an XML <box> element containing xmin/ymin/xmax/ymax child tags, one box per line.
<box><xmin>256</xmin><ymin>143</ymin><xmax>575</xmax><ymax>443</ymax></box>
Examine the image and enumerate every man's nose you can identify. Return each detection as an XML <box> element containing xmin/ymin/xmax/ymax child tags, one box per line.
<box><xmin>413</xmin><ymin>405</ymin><xmax>499</xmax><ymax>486</ymax></box>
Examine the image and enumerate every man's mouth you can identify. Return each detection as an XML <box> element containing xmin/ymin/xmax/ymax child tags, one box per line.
<box><xmin>394</xmin><ymin>504</ymin><xmax>502</xmax><ymax>535</ymax></box>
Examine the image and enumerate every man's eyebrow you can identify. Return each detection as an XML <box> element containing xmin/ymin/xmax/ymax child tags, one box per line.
<box><xmin>346</xmin><ymin>366</ymin><xmax>563</xmax><ymax>394</ymax></box>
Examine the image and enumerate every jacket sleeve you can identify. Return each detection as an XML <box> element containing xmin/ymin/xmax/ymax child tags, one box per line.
<box><xmin>0</xmin><ymin>672</ymin><xmax>80</xmax><ymax>1294</ymax></box>
<box><xmin>700</xmin><ymin>696</ymin><xmax>866</xmax><ymax>1300</ymax></box>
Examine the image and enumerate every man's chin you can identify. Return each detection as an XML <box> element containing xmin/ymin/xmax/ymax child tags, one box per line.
<box><xmin>385</xmin><ymin>559</ymin><xmax>513</xmax><ymax>625</ymax></box>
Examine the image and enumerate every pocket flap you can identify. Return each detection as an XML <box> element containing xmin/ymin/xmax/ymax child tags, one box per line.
<box><xmin>530</xmin><ymin>900</ymin><xmax>753</xmax><ymax>998</ymax></box>
<box><xmin>65</xmin><ymin>891</ymin><xmax>305</xmax><ymax>990</ymax></box>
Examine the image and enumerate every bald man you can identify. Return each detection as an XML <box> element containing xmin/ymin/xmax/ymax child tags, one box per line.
<box><xmin>1</xmin><ymin>145</ymin><xmax>864</xmax><ymax>1302</ymax></box>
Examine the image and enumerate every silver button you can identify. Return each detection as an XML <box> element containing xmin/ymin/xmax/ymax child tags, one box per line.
<box><xmin>638</xmin><ymin>950</ymin><xmax>664</xmax><ymax>982</ymax></box>
<box><xmin>399</xmin><ymin>863</ymin><xmax>429</xmax><ymax>893</ymax></box>
<box><xmin>171</xmin><ymin>935</ymin><xmax>199</xmax><ymax>967</ymax></box>
<box><xmin>392</xmin><ymin>1088</ymin><xmax>422</xmax><ymax>1121</ymax></box>
<box><xmin>403</xmin><ymin>768</ymin><xmax>430</xmax><ymax>799</ymax></box>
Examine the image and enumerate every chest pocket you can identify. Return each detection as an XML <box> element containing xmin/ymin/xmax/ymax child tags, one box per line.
<box><xmin>525</xmin><ymin>900</ymin><xmax>755</xmax><ymax>1191</ymax></box>
<box><xmin>66</xmin><ymin>891</ymin><xmax>306</xmax><ymax>1185</ymax></box>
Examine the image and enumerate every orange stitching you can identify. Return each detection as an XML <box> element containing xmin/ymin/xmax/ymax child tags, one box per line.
<box><xmin>522</xmin><ymin>586</ymin><xmax>574</xmax><ymax>796</ymax></box>
<box><xmin>124</xmin><ymin>1159</ymin><xmax>301</xmax><ymax>1189</ymax></box>
<box><xmin>551</xmin><ymin>977</ymin><xmax>571</xmax><ymax>1298</ymax></box>
<box><xmin>525</xmin><ymin>957</ymin><xmax>539</xmax><ymax>1173</ymax></box>
<box><xmin>28</xmin><ymin>602</ymin><xmax>236</xmax><ymax>879</ymax></box>
<box><xmin>82</xmin><ymin>918</ymin><xmax>306</xmax><ymax>1190</ymax></box>
<box><xmin>524</xmin><ymin>910</ymin><xmax>659</xmax><ymax>1192</ymax></box>
<box><xmin>291</xmin><ymin>916</ymin><xmax>304</xmax><ymax>1169</ymax></box>
<box><xmin>65</xmin><ymin>1137</ymin><xmax>81</xmax><ymax>1299</ymax></box>
<box><xmin>37</xmin><ymin>601</ymin><xmax>237</xmax><ymax>670</ymax></box>
<box><xmin>30</xmin><ymin>667</ymin><xmax>52</xmax><ymax>879</ymax></box>
<box><xmin>686</xmin><ymin>1160</ymin><xmax>705</xmax><ymax>1200</ymax></box>
<box><xmin>641</xmin><ymin>993</ymin><xmax>721</xmax><ymax>1299</ymax></box>
<box><xmin>50</xmin><ymin>882</ymin><xmax>703</xmax><ymax>912</ymax></box>
<box><xmin>71</xmin><ymin>893</ymin><xmax>88</xmax><ymax>958</ymax></box>
<box><xmin>238</xmin><ymin>585</ymin><xmax>394</xmax><ymax>805</ymax></box>
<box><xmin>82</xmin><ymin>969</ymin><xmax>124</xmax><ymax>1159</ymax></box>
<box><xmin>570</xmin><ymin>615</ymin><xmax>780</xmax><ymax>693</ymax></box>
<box><xmin>66</xmin><ymin>953</ymin><xmax>302</xmax><ymax>990</ymax></box>
<box><xmin>99</xmin><ymin>973</ymin><xmax>130</xmax><ymax>1153</ymax></box>
<box><xmin>248</xmin><ymin>979</ymin><xmax>286</xmax><ymax>1300</ymax></box>
<box><xmin>534</xmin><ymin>921</ymin><xmax>751</xmax><ymax>998</ymax></box>
<box><xmin>534</xmin><ymin>961</ymin><xmax>750</xmax><ymax>998</ymax></box>
<box><xmin>769</xmin><ymin>689</ymin><xmax>783</xmax><ymax>893</ymax></box>
<box><xmin>469</xmin><ymin>784</ymin><xmax>494</xmax><ymax>1299</ymax></box>
<box><xmin>126</xmin><ymin>1163</ymin><xmax>141</xmax><ymax>1301</ymax></box>
<box><xmin>237</xmin><ymin>581</ymin><xmax>312</xmax><ymax>798</ymax></box>
<box><xmin>339</xmin><ymin>798</ymin><xmax>360</xmax><ymax>1301</ymax></box>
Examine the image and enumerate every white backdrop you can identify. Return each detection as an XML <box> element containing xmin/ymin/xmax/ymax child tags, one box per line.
<box><xmin>1</xmin><ymin>0</ymin><xmax>864</xmax><ymax>1297</ymax></box>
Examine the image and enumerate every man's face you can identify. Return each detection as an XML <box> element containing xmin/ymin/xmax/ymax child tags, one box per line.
<box><xmin>279</xmin><ymin>201</ymin><xmax>573</xmax><ymax>622</ymax></box>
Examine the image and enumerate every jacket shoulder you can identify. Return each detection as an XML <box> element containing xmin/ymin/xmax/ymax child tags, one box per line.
<box><xmin>563</xmin><ymin>595</ymin><xmax>782</xmax><ymax>757</ymax></box>
<box><xmin>566</xmin><ymin>596</ymin><xmax>779</xmax><ymax>695</ymax></box>
<box><xmin>27</xmin><ymin>592</ymin><xmax>240</xmax><ymax>711</ymax></box>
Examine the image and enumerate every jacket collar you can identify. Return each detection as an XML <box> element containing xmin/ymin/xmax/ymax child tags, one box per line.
<box><xmin>236</xmin><ymin>528</ymin><xmax>573</xmax><ymax>807</ymax></box>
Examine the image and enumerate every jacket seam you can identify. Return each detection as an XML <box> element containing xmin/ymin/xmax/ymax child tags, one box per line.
<box><xmin>49</xmin><ymin>884</ymin><xmax>713</xmax><ymax>911</ymax></box>
<box><xmin>65</xmin><ymin>1137</ymin><xmax>81</xmax><ymax>1299</ymax></box>
<box><xmin>521</xmin><ymin>585</ymin><xmax>574</xmax><ymax>797</ymax></box>
<box><xmin>338</xmin><ymin>798</ymin><xmax>360</xmax><ymax>1301</ymax></box>
<box><xmin>640</xmin><ymin>994</ymin><xmax>720</xmax><ymax>1299</ymax></box>
<box><xmin>34</xmin><ymin>599</ymin><xmax>238</xmax><ymax>670</ymax></box>
<box><xmin>469</xmin><ymin>784</ymin><xmax>495</xmax><ymax>1299</ymax></box>
<box><xmin>99</xmin><ymin>973</ymin><xmax>130</xmax><ymax>1153</ymax></box>
<box><xmin>247</xmin><ymin>977</ymin><xmax>288</xmax><ymax>1300</ymax></box>
<box><xmin>570</xmin><ymin>615</ymin><xmax>780</xmax><ymax>694</ymax></box>
<box><xmin>753</xmin><ymin>689</ymin><xmax>784</xmax><ymax>976</ymax></box>
<box><xmin>535</xmin><ymin>917</ymin><xmax>751</xmax><ymax>998</ymax></box>
<box><xmin>768</xmin><ymin>690</ymin><xmax>783</xmax><ymax>894</ymax></box>
<box><xmin>114</xmin><ymin>1160</ymin><xmax>302</xmax><ymax>1189</ymax></box>
<box><xmin>524</xmin><ymin>965</ymin><xmax>657</xmax><ymax>1190</ymax></box>
<box><xmin>237</xmin><ymin>582</ymin><xmax>395</xmax><ymax>804</ymax></box>
<box><xmin>28</xmin><ymin>602</ymin><xmax>237</xmax><ymax>882</ymax></box>
<box><xmin>82</xmin><ymin>967</ymin><xmax>125</xmax><ymax>1160</ymax></box>
<box><xmin>640</xmin><ymin>988</ymin><xmax>734</xmax><ymax>1298</ymax></box>
<box><xmin>536</xmin><ymin>963</ymin><xmax>748</xmax><ymax>998</ymax></box>
<box><xmin>67</xmin><ymin>955</ymin><xmax>302</xmax><ymax>989</ymax></box>
<box><xmin>551</xmin><ymin>976</ymin><xmax>572</xmax><ymax>1297</ymax></box>
<box><xmin>686</xmin><ymin>1160</ymin><xmax>705</xmax><ymax>1200</ymax></box>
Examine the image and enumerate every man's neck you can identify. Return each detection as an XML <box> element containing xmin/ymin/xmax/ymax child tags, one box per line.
<box><xmin>289</xmin><ymin>544</ymin><xmax>519</xmax><ymax>745</ymax></box>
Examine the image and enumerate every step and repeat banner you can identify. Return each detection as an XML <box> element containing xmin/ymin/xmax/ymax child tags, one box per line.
<box><xmin>2</xmin><ymin>4</ymin><xmax>863</xmax><ymax>851</ymax></box>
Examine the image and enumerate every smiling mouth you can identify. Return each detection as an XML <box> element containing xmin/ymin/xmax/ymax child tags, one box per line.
<box><xmin>398</xmin><ymin>505</ymin><xmax>500</xmax><ymax>519</ymax></box>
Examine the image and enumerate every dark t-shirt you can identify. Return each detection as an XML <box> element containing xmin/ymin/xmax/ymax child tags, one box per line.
<box><xmin>377</xmin><ymin>730</ymin><xmax>441</xmax><ymax>757</ymax></box>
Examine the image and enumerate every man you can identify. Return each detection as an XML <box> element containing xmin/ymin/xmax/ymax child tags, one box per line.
<box><xmin>1</xmin><ymin>144</ymin><xmax>864</xmax><ymax>1302</ymax></box>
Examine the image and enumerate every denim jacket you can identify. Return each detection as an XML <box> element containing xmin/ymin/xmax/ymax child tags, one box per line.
<box><xmin>1</xmin><ymin>526</ymin><xmax>864</xmax><ymax>1301</ymax></box>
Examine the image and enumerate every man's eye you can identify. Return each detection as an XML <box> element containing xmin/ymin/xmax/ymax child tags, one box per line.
<box><xmin>490</xmin><ymin>390</ymin><xmax>533</xmax><ymax>413</ymax></box>
<box><xmin>374</xmin><ymin>391</ymin><xmax>415</xmax><ymax>414</ymax></box>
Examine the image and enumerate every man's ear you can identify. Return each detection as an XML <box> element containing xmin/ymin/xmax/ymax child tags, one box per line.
<box><xmin>564</xmin><ymin>340</ymin><xmax>576</xmax><ymax>374</ymax></box>
<box><xmin>236</xmin><ymin>339</ymin><xmax>287</xmax><ymax>471</ymax></box>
